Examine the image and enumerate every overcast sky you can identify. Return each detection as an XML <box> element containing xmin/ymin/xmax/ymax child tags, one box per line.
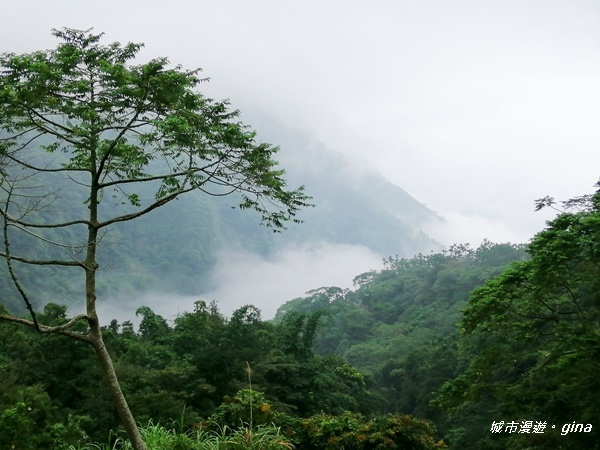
<box><xmin>3</xmin><ymin>1</ymin><xmax>600</xmax><ymax>317</ymax></box>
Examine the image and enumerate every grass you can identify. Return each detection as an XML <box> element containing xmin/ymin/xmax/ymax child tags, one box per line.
<box><xmin>69</xmin><ymin>421</ymin><xmax>294</xmax><ymax>450</ymax></box>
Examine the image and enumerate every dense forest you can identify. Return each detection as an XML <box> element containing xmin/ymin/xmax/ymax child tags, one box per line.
<box><xmin>1</xmin><ymin>240</ymin><xmax>514</xmax><ymax>448</ymax></box>
<box><xmin>3</xmin><ymin>187</ymin><xmax>599</xmax><ymax>448</ymax></box>
<box><xmin>0</xmin><ymin>138</ymin><xmax>441</xmax><ymax>318</ymax></box>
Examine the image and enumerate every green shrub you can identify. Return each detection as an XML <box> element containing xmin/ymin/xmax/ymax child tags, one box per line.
<box><xmin>292</xmin><ymin>411</ymin><xmax>444</xmax><ymax>449</ymax></box>
<box><xmin>71</xmin><ymin>421</ymin><xmax>293</xmax><ymax>450</ymax></box>
<box><xmin>207</xmin><ymin>389</ymin><xmax>275</xmax><ymax>429</ymax></box>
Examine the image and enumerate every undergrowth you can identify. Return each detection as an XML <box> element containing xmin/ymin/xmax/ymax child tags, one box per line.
<box><xmin>69</xmin><ymin>421</ymin><xmax>293</xmax><ymax>450</ymax></box>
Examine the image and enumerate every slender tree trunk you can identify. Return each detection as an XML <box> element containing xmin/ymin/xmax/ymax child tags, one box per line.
<box><xmin>89</xmin><ymin>324</ymin><xmax>147</xmax><ymax>450</ymax></box>
<box><xmin>85</xmin><ymin>263</ymin><xmax>146</xmax><ymax>449</ymax></box>
<box><xmin>85</xmin><ymin>173</ymin><xmax>146</xmax><ymax>450</ymax></box>
<box><xmin>85</xmin><ymin>264</ymin><xmax>146</xmax><ymax>449</ymax></box>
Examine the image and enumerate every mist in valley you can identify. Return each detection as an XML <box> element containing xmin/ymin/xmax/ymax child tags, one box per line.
<box><xmin>97</xmin><ymin>242</ymin><xmax>383</xmax><ymax>324</ymax></box>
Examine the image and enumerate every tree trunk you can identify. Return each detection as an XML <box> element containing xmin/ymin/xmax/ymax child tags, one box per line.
<box><xmin>85</xmin><ymin>179</ymin><xmax>146</xmax><ymax>449</ymax></box>
<box><xmin>90</xmin><ymin>326</ymin><xmax>147</xmax><ymax>450</ymax></box>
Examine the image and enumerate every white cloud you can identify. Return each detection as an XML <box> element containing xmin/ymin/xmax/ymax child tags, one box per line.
<box><xmin>201</xmin><ymin>243</ymin><xmax>383</xmax><ymax>319</ymax></box>
<box><xmin>94</xmin><ymin>243</ymin><xmax>383</xmax><ymax>324</ymax></box>
<box><xmin>3</xmin><ymin>2</ymin><xmax>598</xmax><ymax>225</ymax></box>
<box><xmin>423</xmin><ymin>211</ymin><xmax>540</xmax><ymax>248</ymax></box>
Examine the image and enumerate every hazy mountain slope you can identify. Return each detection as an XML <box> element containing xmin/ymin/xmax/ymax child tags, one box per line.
<box><xmin>1</xmin><ymin>115</ymin><xmax>442</xmax><ymax>314</ymax></box>
<box><xmin>247</xmin><ymin>114</ymin><xmax>443</xmax><ymax>257</ymax></box>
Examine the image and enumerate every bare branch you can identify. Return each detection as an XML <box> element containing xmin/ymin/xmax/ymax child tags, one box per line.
<box><xmin>2</xmin><ymin>182</ymin><xmax>42</xmax><ymax>329</ymax></box>
<box><xmin>3</xmin><ymin>214</ymin><xmax>92</xmax><ymax>229</ymax></box>
<box><xmin>96</xmin><ymin>158</ymin><xmax>224</xmax><ymax>189</ymax></box>
<box><xmin>97</xmin><ymin>187</ymin><xmax>195</xmax><ymax>228</ymax></box>
<box><xmin>197</xmin><ymin>184</ymin><xmax>239</xmax><ymax>197</ymax></box>
<box><xmin>0</xmin><ymin>127</ymin><xmax>40</xmax><ymax>142</ymax></box>
<box><xmin>25</xmin><ymin>107</ymin><xmax>83</xmax><ymax>145</ymax></box>
<box><xmin>0</xmin><ymin>252</ymin><xmax>83</xmax><ymax>267</ymax></box>
<box><xmin>0</xmin><ymin>313</ymin><xmax>91</xmax><ymax>343</ymax></box>
<box><xmin>5</xmin><ymin>221</ymin><xmax>87</xmax><ymax>251</ymax></box>
<box><xmin>98</xmin><ymin>170</ymin><xmax>191</xmax><ymax>189</ymax></box>
<box><xmin>5</xmin><ymin>152</ymin><xmax>88</xmax><ymax>174</ymax></box>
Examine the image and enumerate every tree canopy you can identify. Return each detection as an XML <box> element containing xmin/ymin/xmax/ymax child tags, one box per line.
<box><xmin>437</xmin><ymin>188</ymin><xmax>600</xmax><ymax>449</ymax></box>
<box><xmin>0</xmin><ymin>27</ymin><xmax>310</xmax><ymax>231</ymax></box>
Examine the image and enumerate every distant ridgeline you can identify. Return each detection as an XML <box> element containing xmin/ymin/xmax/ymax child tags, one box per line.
<box><xmin>1</xmin><ymin>119</ymin><xmax>441</xmax><ymax>314</ymax></box>
<box><xmin>248</xmin><ymin>111</ymin><xmax>444</xmax><ymax>257</ymax></box>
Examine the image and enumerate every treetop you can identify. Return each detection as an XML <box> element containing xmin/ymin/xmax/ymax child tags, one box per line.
<box><xmin>0</xmin><ymin>27</ymin><xmax>311</xmax><ymax>230</ymax></box>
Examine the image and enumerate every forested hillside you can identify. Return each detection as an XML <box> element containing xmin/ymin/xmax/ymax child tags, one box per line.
<box><xmin>0</xmin><ymin>300</ymin><xmax>442</xmax><ymax>448</ymax></box>
<box><xmin>274</xmin><ymin>241</ymin><xmax>527</xmax><ymax>437</ymax></box>
<box><xmin>3</xmin><ymin>188</ymin><xmax>600</xmax><ymax>448</ymax></box>
<box><xmin>246</xmin><ymin>112</ymin><xmax>444</xmax><ymax>257</ymax></box>
<box><xmin>274</xmin><ymin>241</ymin><xmax>525</xmax><ymax>368</ymax></box>
<box><xmin>0</xmin><ymin>240</ymin><xmax>527</xmax><ymax>448</ymax></box>
<box><xmin>274</xmin><ymin>187</ymin><xmax>600</xmax><ymax>449</ymax></box>
<box><xmin>0</xmin><ymin>180</ymin><xmax>448</xmax><ymax>446</ymax></box>
<box><xmin>0</xmin><ymin>126</ymin><xmax>441</xmax><ymax>316</ymax></box>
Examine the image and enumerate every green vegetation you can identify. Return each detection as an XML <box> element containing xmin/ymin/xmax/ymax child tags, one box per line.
<box><xmin>3</xmin><ymin>184</ymin><xmax>599</xmax><ymax>448</ymax></box>
<box><xmin>0</xmin><ymin>300</ymin><xmax>443</xmax><ymax>448</ymax></box>
<box><xmin>0</xmin><ymin>27</ymin><xmax>309</xmax><ymax>449</ymax></box>
<box><xmin>69</xmin><ymin>421</ymin><xmax>294</xmax><ymax>450</ymax></box>
<box><xmin>270</xmin><ymin>187</ymin><xmax>600</xmax><ymax>448</ymax></box>
<box><xmin>273</xmin><ymin>240</ymin><xmax>528</xmax><ymax>441</ymax></box>
<box><xmin>437</xmin><ymin>190</ymin><xmax>600</xmax><ymax>449</ymax></box>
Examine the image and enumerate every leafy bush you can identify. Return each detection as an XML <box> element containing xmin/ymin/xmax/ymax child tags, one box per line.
<box><xmin>207</xmin><ymin>389</ymin><xmax>275</xmax><ymax>429</ymax></box>
<box><xmin>0</xmin><ymin>388</ymin><xmax>88</xmax><ymax>449</ymax></box>
<box><xmin>70</xmin><ymin>421</ymin><xmax>293</xmax><ymax>450</ymax></box>
<box><xmin>291</xmin><ymin>411</ymin><xmax>445</xmax><ymax>449</ymax></box>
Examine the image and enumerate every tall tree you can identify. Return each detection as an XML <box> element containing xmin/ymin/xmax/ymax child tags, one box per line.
<box><xmin>0</xmin><ymin>28</ymin><xmax>310</xmax><ymax>449</ymax></box>
<box><xmin>437</xmin><ymin>187</ymin><xmax>600</xmax><ymax>449</ymax></box>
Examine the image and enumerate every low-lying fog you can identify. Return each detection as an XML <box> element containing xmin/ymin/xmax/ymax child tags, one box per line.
<box><xmin>97</xmin><ymin>242</ymin><xmax>383</xmax><ymax>324</ymax></box>
<box><xmin>94</xmin><ymin>199</ymin><xmax>560</xmax><ymax>327</ymax></box>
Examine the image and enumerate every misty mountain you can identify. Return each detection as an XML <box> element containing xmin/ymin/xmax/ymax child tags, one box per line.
<box><xmin>1</xmin><ymin>115</ymin><xmax>442</xmax><ymax>315</ymax></box>
<box><xmin>250</xmin><ymin>115</ymin><xmax>443</xmax><ymax>257</ymax></box>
